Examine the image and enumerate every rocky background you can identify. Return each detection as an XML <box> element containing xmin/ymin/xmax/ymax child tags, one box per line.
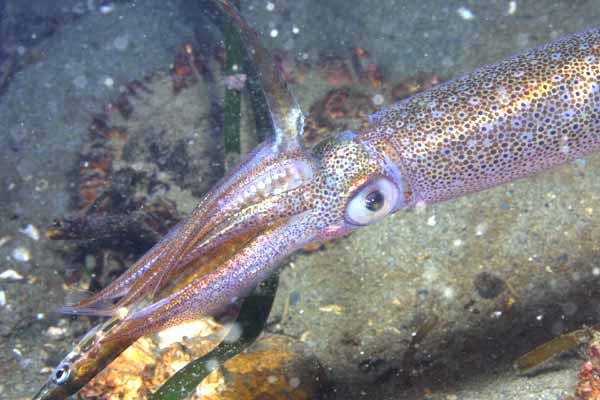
<box><xmin>1</xmin><ymin>0</ymin><xmax>600</xmax><ymax>399</ymax></box>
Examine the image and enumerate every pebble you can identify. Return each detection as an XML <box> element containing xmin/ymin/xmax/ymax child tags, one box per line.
<box><xmin>0</xmin><ymin>236</ymin><xmax>9</xmax><ymax>247</ymax></box>
<box><xmin>0</xmin><ymin>269</ymin><xmax>24</xmax><ymax>280</ymax></box>
<box><xmin>103</xmin><ymin>77</ymin><xmax>115</xmax><ymax>87</ymax></box>
<box><xmin>372</xmin><ymin>94</ymin><xmax>385</xmax><ymax>106</ymax></box>
<box><xmin>99</xmin><ymin>2</ymin><xmax>116</xmax><ymax>14</ymax></box>
<box><xmin>475</xmin><ymin>222</ymin><xmax>488</xmax><ymax>236</ymax></box>
<box><xmin>427</xmin><ymin>215</ymin><xmax>437</xmax><ymax>226</ymax></box>
<box><xmin>11</xmin><ymin>247</ymin><xmax>31</xmax><ymax>262</ymax></box>
<box><xmin>46</xmin><ymin>326</ymin><xmax>67</xmax><ymax>338</ymax></box>
<box><xmin>19</xmin><ymin>224</ymin><xmax>40</xmax><ymax>241</ymax></box>
<box><xmin>507</xmin><ymin>1</ymin><xmax>517</xmax><ymax>15</ymax></box>
<box><xmin>0</xmin><ymin>290</ymin><xmax>5</xmax><ymax>306</ymax></box>
<box><xmin>457</xmin><ymin>6</ymin><xmax>475</xmax><ymax>20</ymax></box>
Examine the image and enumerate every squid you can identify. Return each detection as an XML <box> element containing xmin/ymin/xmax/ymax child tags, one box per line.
<box><xmin>34</xmin><ymin>1</ymin><xmax>600</xmax><ymax>398</ymax></box>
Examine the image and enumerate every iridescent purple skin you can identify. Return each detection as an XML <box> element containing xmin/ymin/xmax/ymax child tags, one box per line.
<box><xmin>33</xmin><ymin>2</ymin><xmax>600</xmax><ymax>398</ymax></box>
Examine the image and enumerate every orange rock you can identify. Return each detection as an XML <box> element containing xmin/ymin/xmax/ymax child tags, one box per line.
<box><xmin>78</xmin><ymin>330</ymin><xmax>325</xmax><ymax>400</ymax></box>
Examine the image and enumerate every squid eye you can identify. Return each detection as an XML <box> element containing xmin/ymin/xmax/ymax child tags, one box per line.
<box><xmin>345</xmin><ymin>177</ymin><xmax>399</xmax><ymax>226</ymax></box>
<box><xmin>52</xmin><ymin>363</ymin><xmax>71</xmax><ymax>385</ymax></box>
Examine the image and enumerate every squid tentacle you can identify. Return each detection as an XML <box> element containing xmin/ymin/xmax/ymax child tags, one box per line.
<box><xmin>101</xmin><ymin>213</ymin><xmax>317</xmax><ymax>344</ymax></box>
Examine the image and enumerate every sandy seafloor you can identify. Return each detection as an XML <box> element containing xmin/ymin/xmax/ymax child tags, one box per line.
<box><xmin>2</xmin><ymin>0</ymin><xmax>600</xmax><ymax>399</ymax></box>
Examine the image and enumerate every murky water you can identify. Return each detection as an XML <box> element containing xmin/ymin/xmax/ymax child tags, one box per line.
<box><xmin>2</xmin><ymin>1</ymin><xmax>600</xmax><ymax>399</ymax></box>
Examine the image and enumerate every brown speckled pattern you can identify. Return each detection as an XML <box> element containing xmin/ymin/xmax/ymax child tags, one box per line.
<box><xmin>307</xmin><ymin>135</ymin><xmax>387</xmax><ymax>229</ymax></box>
<box><xmin>365</xmin><ymin>28</ymin><xmax>600</xmax><ymax>204</ymax></box>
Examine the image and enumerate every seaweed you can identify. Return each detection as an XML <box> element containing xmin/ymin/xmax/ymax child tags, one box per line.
<box><xmin>149</xmin><ymin>271</ymin><xmax>279</xmax><ymax>400</ymax></box>
<box><xmin>222</xmin><ymin>0</ymin><xmax>243</xmax><ymax>168</ymax></box>
<box><xmin>149</xmin><ymin>2</ymin><xmax>281</xmax><ymax>398</ymax></box>
<box><xmin>221</xmin><ymin>0</ymin><xmax>272</xmax><ymax>168</ymax></box>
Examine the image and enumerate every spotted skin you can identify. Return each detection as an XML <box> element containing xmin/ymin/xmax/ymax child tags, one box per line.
<box><xmin>97</xmin><ymin>134</ymin><xmax>392</xmax><ymax>343</ymax></box>
<box><xmin>33</xmin><ymin>15</ymin><xmax>600</xmax><ymax>400</ymax></box>
<box><xmin>365</xmin><ymin>28</ymin><xmax>600</xmax><ymax>204</ymax></box>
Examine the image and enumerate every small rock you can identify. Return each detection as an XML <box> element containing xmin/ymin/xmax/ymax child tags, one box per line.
<box><xmin>46</xmin><ymin>326</ymin><xmax>67</xmax><ymax>338</ymax></box>
<box><xmin>11</xmin><ymin>247</ymin><xmax>31</xmax><ymax>262</ymax></box>
<box><xmin>427</xmin><ymin>215</ymin><xmax>437</xmax><ymax>226</ymax></box>
<box><xmin>0</xmin><ymin>236</ymin><xmax>10</xmax><ymax>247</ymax></box>
<box><xmin>475</xmin><ymin>222</ymin><xmax>488</xmax><ymax>236</ymax></box>
<box><xmin>19</xmin><ymin>224</ymin><xmax>40</xmax><ymax>241</ymax></box>
<box><xmin>99</xmin><ymin>2</ymin><xmax>116</xmax><ymax>14</ymax></box>
<box><xmin>0</xmin><ymin>269</ymin><xmax>24</xmax><ymax>280</ymax></box>
<box><xmin>457</xmin><ymin>6</ymin><xmax>475</xmax><ymax>20</ymax></box>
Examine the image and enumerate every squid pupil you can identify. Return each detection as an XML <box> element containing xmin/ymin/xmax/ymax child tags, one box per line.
<box><xmin>365</xmin><ymin>190</ymin><xmax>384</xmax><ymax>212</ymax></box>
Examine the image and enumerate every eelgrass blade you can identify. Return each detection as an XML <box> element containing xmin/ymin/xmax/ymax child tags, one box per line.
<box><xmin>149</xmin><ymin>272</ymin><xmax>280</xmax><ymax>400</ymax></box>
<box><xmin>222</xmin><ymin>0</ymin><xmax>243</xmax><ymax>169</ymax></box>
